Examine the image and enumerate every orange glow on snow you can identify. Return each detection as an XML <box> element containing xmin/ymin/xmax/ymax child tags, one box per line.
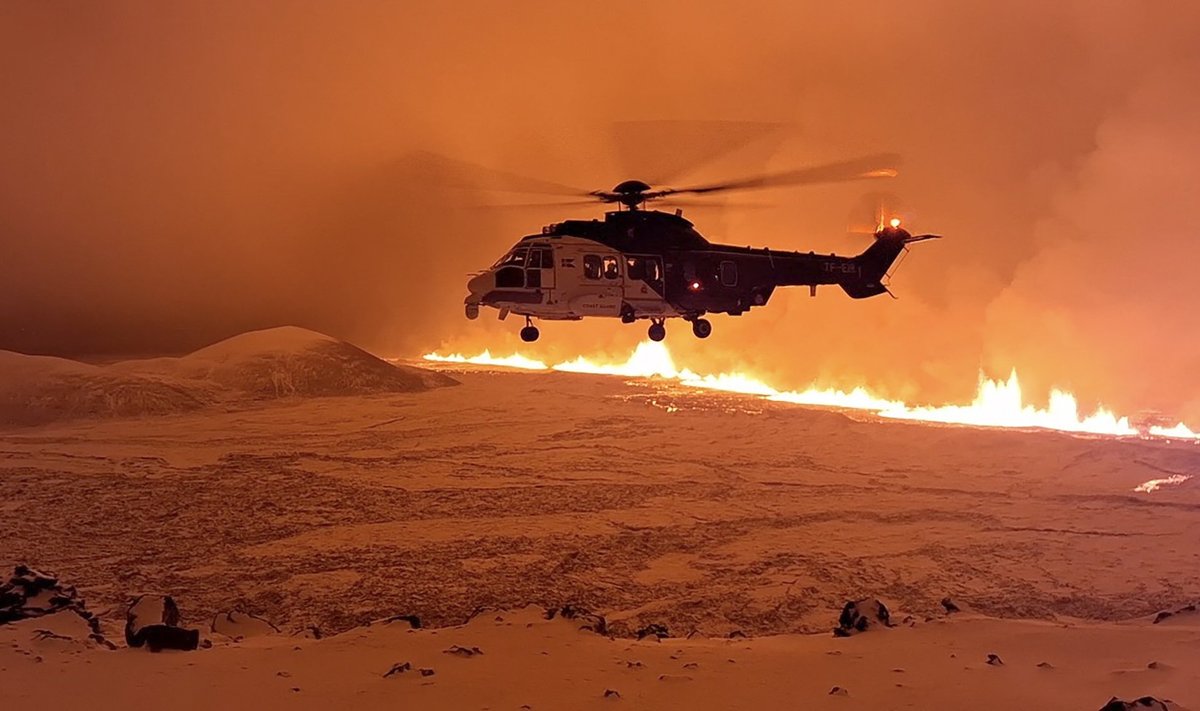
<box><xmin>423</xmin><ymin>341</ymin><xmax>1200</xmax><ymax>442</ymax></box>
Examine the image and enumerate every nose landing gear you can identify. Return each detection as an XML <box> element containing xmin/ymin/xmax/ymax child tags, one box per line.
<box><xmin>520</xmin><ymin>316</ymin><xmax>540</xmax><ymax>343</ymax></box>
<box><xmin>648</xmin><ymin>319</ymin><xmax>666</xmax><ymax>342</ymax></box>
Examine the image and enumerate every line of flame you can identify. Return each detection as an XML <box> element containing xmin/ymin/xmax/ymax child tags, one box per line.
<box><xmin>422</xmin><ymin>341</ymin><xmax>1198</xmax><ymax>442</ymax></box>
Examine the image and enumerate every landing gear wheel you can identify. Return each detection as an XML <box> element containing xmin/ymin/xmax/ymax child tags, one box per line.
<box><xmin>691</xmin><ymin>318</ymin><xmax>712</xmax><ymax>339</ymax></box>
<box><xmin>465</xmin><ymin>303</ymin><xmax>480</xmax><ymax>320</ymax></box>
<box><xmin>648</xmin><ymin>321</ymin><xmax>666</xmax><ymax>342</ymax></box>
<box><xmin>520</xmin><ymin>326</ymin><xmax>540</xmax><ymax>343</ymax></box>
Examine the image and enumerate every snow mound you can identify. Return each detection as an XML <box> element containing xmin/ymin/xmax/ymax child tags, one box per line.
<box><xmin>0</xmin><ymin>352</ymin><xmax>212</xmax><ymax>426</ymax></box>
<box><xmin>186</xmin><ymin>325</ymin><xmax>339</xmax><ymax>360</ymax></box>
<box><xmin>0</xmin><ymin>327</ymin><xmax>456</xmax><ymax>426</ymax></box>
<box><xmin>178</xmin><ymin>326</ymin><xmax>457</xmax><ymax>398</ymax></box>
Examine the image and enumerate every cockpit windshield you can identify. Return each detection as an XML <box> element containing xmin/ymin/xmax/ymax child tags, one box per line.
<box><xmin>493</xmin><ymin>247</ymin><xmax>528</xmax><ymax>268</ymax></box>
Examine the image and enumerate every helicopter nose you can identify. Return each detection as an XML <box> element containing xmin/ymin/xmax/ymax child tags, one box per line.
<box><xmin>466</xmin><ymin>271</ymin><xmax>493</xmax><ymax>297</ymax></box>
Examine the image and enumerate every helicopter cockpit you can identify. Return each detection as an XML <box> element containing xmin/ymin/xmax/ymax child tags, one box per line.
<box><xmin>490</xmin><ymin>244</ymin><xmax>555</xmax><ymax>289</ymax></box>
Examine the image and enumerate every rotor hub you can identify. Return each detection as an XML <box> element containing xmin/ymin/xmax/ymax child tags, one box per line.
<box><xmin>609</xmin><ymin>179</ymin><xmax>653</xmax><ymax>209</ymax></box>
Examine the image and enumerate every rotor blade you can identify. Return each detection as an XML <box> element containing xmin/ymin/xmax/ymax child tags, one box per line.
<box><xmin>469</xmin><ymin>198</ymin><xmax>601</xmax><ymax>210</ymax></box>
<box><xmin>609</xmin><ymin>120</ymin><xmax>786</xmax><ymax>186</ymax></box>
<box><xmin>656</xmin><ymin>198</ymin><xmax>772</xmax><ymax>209</ymax></box>
<box><xmin>406</xmin><ymin>150</ymin><xmax>590</xmax><ymax>197</ymax></box>
<box><xmin>655</xmin><ymin>153</ymin><xmax>901</xmax><ymax>198</ymax></box>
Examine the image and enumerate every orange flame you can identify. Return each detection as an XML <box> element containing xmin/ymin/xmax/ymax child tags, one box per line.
<box><xmin>422</xmin><ymin>341</ymin><xmax>1199</xmax><ymax>443</ymax></box>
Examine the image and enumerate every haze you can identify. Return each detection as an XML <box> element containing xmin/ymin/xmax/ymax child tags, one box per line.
<box><xmin>3</xmin><ymin>0</ymin><xmax>1199</xmax><ymax>421</ymax></box>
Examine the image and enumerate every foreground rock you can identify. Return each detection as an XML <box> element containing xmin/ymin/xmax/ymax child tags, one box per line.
<box><xmin>2</xmin><ymin>565</ymin><xmax>91</xmax><ymax>623</ymax></box>
<box><xmin>1098</xmin><ymin>698</ymin><xmax>1170</xmax><ymax>711</ymax></box>
<box><xmin>546</xmin><ymin>604</ymin><xmax>608</xmax><ymax>635</ymax></box>
<box><xmin>211</xmin><ymin>609</ymin><xmax>280</xmax><ymax>639</ymax></box>
<box><xmin>125</xmin><ymin>595</ymin><xmax>200</xmax><ymax>652</ymax></box>
<box><xmin>1</xmin><ymin>564</ymin><xmax>114</xmax><ymax>648</ymax></box>
<box><xmin>834</xmin><ymin>598</ymin><xmax>892</xmax><ymax>636</ymax></box>
<box><xmin>1152</xmin><ymin>602</ymin><xmax>1198</xmax><ymax>625</ymax></box>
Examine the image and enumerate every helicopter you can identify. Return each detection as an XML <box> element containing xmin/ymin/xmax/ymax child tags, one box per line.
<box><xmin>462</xmin><ymin>154</ymin><xmax>940</xmax><ymax>342</ymax></box>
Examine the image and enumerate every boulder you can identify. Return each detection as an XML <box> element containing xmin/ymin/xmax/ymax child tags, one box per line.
<box><xmin>547</xmin><ymin>604</ymin><xmax>608</xmax><ymax>635</ymax></box>
<box><xmin>125</xmin><ymin>595</ymin><xmax>199</xmax><ymax>652</ymax></box>
<box><xmin>1</xmin><ymin>565</ymin><xmax>105</xmax><ymax>643</ymax></box>
<box><xmin>384</xmin><ymin>613</ymin><xmax>422</xmax><ymax>629</ymax></box>
<box><xmin>635</xmin><ymin>623</ymin><xmax>669</xmax><ymax>640</ymax></box>
<box><xmin>834</xmin><ymin>598</ymin><xmax>892</xmax><ymax>637</ymax></box>
<box><xmin>1151</xmin><ymin>602</ymin><xmax>1197</xmax><ymax>625</ymax></box>
<box><xmin>1098</xmin><ymin>698</ymin><xmax>1169</xmax><ymax>711</ymax></box>
<box><xmin>211</xmin><ymin>610</ymin><xmax>280</xmax><ymax>639</ymax></box>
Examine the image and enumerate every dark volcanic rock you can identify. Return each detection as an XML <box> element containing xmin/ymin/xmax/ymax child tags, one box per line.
<box><xmin>941</xmin><ymin>597</ymin><xmax>961</xmax><ymax>613</ymax></box>
<box><xmin>635</xmin><ymin>623</ymin><xmax>670</xmax><ymax>640</ymax></box>
<box><xmin>547</xmin><ymin>604</ymin><xmax>608</xmax><ymax>635</ymax></box>
<box><xmin>384</xmin><ymin>613</ymin><xmax>422</xmax><ymax>629</ymax></box>
<box><xmin>1152</xmin><ymin>602</ymin><xmax>1196</xmax><ymax>624</ymax></box>
<box><xmin>1</xmin><ymin>565</ymin><xmax>106</xmax><ymax>643</ymax></box>
<box><xmin>834</xmin><ymin>598</ymin><xmax>892</xmax><ymax>637</ymax></box>
<box><xmin>1098</xmin><ymin>697</ymin><xmax>1169</xmax><ymax>711</ymax></box>
<box><xmin>125</xmin><ymin>595</ymin><xmax>200</xmax><ymax>652</ymax></box>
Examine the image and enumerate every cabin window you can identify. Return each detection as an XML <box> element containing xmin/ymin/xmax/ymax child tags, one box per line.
<box><xmin>520</xmin><ymin>248</ymin><xmax>552</xmax><ymax>270</ymax></box>
<box><xmin>602</xmin><ymin>256</ymin><xmax>619</xmax><ymax>280</ymax></box>
<box><xmin>626</xmin><ymin>257</ymin><xmax>645</xmax><ymax>281</ymax></box>
<box><xmin>583</xmin><ymin>255</ymin><xmax>602</xmax><ymax>279</ymax></box>
<box><xmin>644</xmin><ymin>259</ymin><xmax>662</xmax><ymax>282</ymax></box>
<box><xmin>720</xmin><ymin>260</ymin><xmax>738</xmax><ymax>287</ymax></box>
<box><xmin>626</xmin><ymin>256</ymin><xmax>662</xmax><ymax>284</ymax></box>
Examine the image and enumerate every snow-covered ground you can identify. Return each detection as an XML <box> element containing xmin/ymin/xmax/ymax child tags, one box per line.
<box><xmin>1</xmin><ymin>330</ymin><xmax>1197</xmax><ymax>709</ymax></box>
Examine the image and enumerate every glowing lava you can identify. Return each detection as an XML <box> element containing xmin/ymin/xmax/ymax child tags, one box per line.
<box><xmin>423</xmin><ymin>341</ymin><xmax>1199</xmax><ymax>442</ymax></box>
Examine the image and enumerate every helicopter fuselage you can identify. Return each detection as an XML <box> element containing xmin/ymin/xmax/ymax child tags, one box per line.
<box><xmin>464</xmin><ymin>209</ymin><xmax>921</xmax><ymax>341</ymax></box>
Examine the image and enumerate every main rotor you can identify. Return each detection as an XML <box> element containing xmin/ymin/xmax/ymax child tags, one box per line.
<box><xmin>415</xmin><ymin>120</ymin><xmax>904</xmax><ymax>216</ymax></box>
<box><xmin>580</xmin><ymin>153</ymin><xmax>901</xmax><ymax>211</ymax></box>
<box><xmin>595</xmin><ymin>180</ymin><xmax>656</xmax><ymax>210</ymax></box>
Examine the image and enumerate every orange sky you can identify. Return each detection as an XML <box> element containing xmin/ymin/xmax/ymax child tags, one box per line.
<box><xmin>2</xmin><ymin>1</ymin><xmax>1199</xmax><ymax>420</ymax></box>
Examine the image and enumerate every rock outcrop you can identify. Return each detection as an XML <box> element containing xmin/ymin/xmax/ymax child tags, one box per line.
<box><xmin>1</xmin><ymin>565</ymin><xmax>112</xmax><ymax>647</ymax></box>
<box><xmin>1152</xmin><ymin>602</ymin><xmax>1197</xmax><ymax>625</ymax></box>
<box><xmin>1098</xmin><ymin>697</ymin><xmax>1170</xmax><ymax>711</ymax></box>
<box><xmin>125</xmin><ymin>594</ymin><xmax>200</xmax><ymax>652</ymax></box>
<box><xmin>211</xmin><ymin>609</ymin><xmax>281</xmax><ymax>639</ymax></box>
<box><xmin>834</xmin><ymin>598</ymin><xmax>892</xmax><ymax>637</ymax></box>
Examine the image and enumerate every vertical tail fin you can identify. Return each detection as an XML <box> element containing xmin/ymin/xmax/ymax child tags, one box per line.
<box><xmin>841</xmin><ymin>226</ymin><xmax>939</xmax><ymax>299</ymax></box>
